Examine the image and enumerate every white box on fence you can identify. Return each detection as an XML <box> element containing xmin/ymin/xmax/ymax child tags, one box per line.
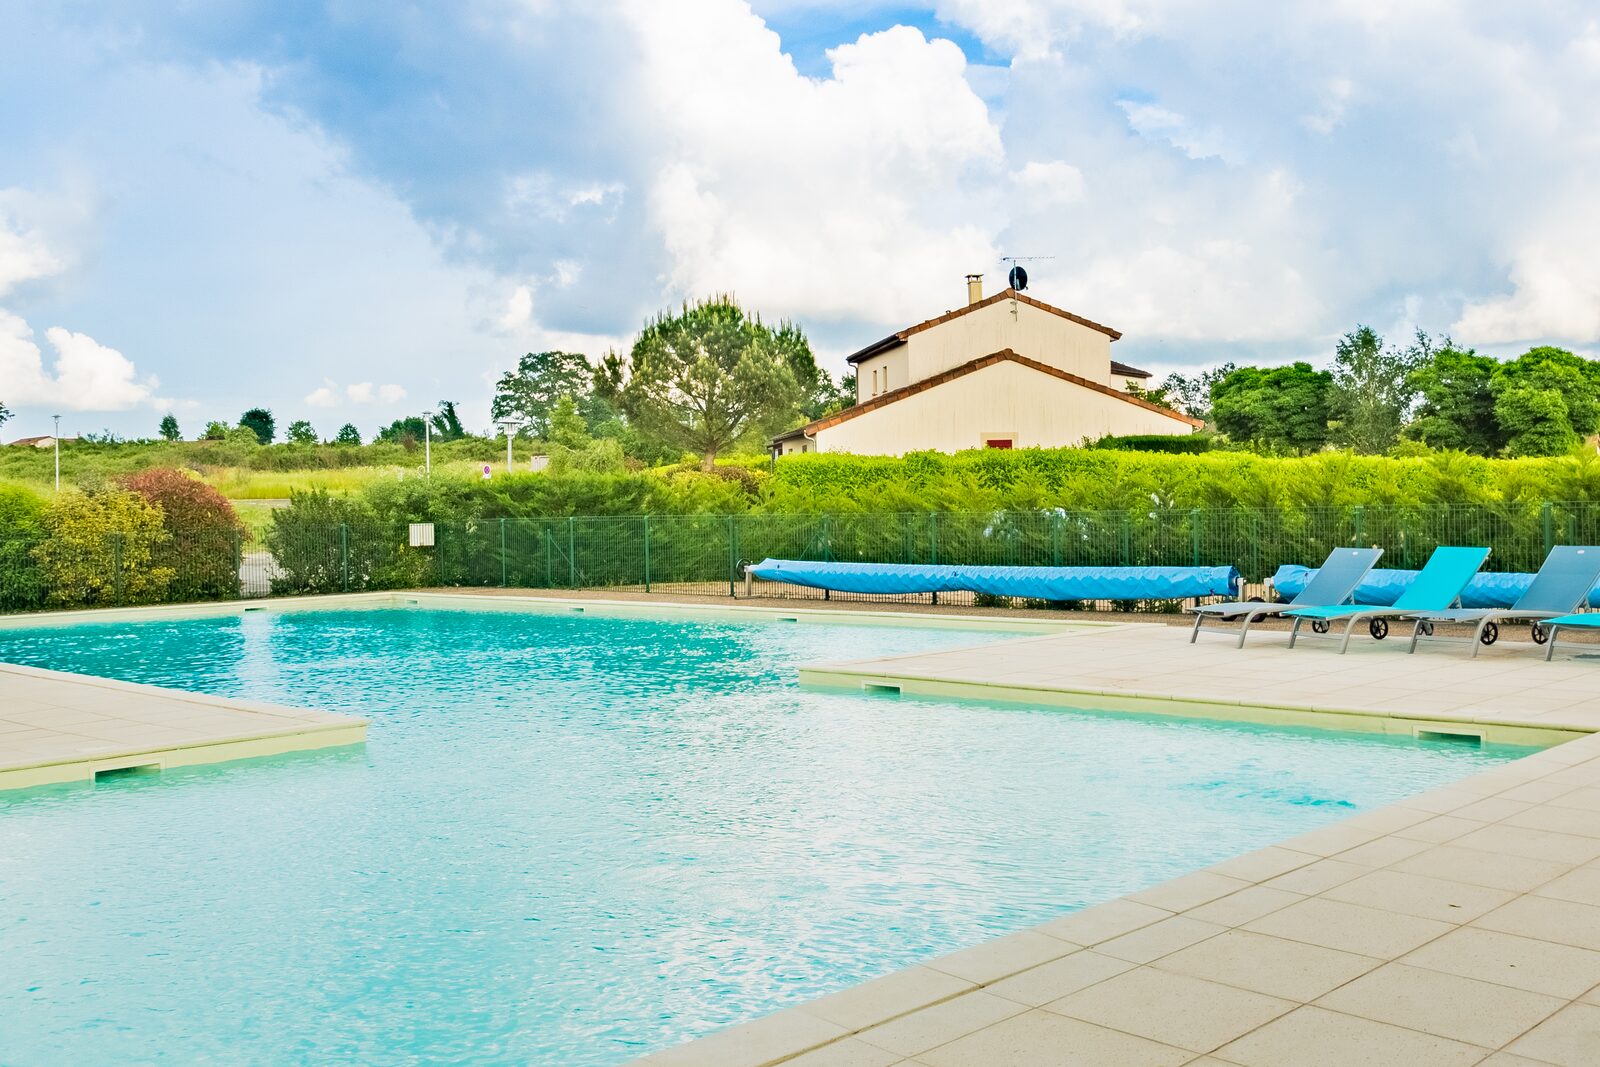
<box><xmin>409</xmin><ymin>522</ymin><xmax>436</xmax><ymax>548</ymax></box>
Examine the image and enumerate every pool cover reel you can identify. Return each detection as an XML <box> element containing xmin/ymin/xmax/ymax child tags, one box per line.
<box><xmin>747</xmin><ymin>559</ymin><xmax>1240</xmax><ymax>600</ymax></box>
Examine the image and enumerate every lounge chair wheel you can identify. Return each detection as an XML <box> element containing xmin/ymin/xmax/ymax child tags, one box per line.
<box><xmin>1418</xmin><ymin>621</ymin><xmax>1434</xmax><ymax>636</ymax></box>
<box><xmin>1480</xmin><ymin>621</ymin><xmax>1499</xmax><ymax>645</ymax></box>
<box><xmin>1369</xmin><ymin>618</ymin><xmax>1389</xmax><ymax>640</ymax></box>
<box><xmin>1311</xmin><ymin>620</ymin><xmax>1330</xmax><ymax>634</ymax></box>
<box><xmin>1531</xmin><ymin>622</ymin><xmax>1548</xmax><ymax>644</ymax></box>
<box><xmin>1246</xmin><ymin>596</ymin><xmax>1269</xmax><ymax>624</ymax></box>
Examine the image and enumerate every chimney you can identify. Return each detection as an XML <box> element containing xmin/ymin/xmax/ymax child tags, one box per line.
<box><xmin>966</xmin><ymin>273</ymin><xmax>983</xmax><ymax>305</ymax></box>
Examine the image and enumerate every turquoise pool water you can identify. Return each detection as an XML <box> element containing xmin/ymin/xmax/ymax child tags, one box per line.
<box><xmin>0</xmin><ymin>608</ymin><xmax>1524</xmax><ymax>1065</ymax></box>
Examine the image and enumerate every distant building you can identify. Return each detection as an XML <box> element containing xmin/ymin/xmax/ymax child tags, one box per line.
<box><xmin>7</xmin><ymin>436</ymin><xmax>76</xmax><ymax>449</ymax></box>
<box><xmin>772</xmin><ymin>276</ymin><xmax>1198</xmax><ymax>457</ymax></box>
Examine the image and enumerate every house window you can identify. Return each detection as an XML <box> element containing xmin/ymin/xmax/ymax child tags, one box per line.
<box><xmin>985</xmin><ymin>438</ymin><xmax>1014</xmax><ymax>449</ymax></box>
<box><xmin>872</xmin><ymin>368</ymin><xmax>880</xmax><ymax>395</ymax></box>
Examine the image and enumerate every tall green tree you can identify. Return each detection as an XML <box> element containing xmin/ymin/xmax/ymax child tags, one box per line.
<box><xmin>491</xmin><ymin>351</ymin><xmax>592</xmax><ymax>436</ymax></box>
<box><xmin>1159</xmin><ymin>363</ymin><xmax>1236</xmax><ymax>422</ymax></box>
<box><xmin>286</xmin><ymin>419</ymin><xmax>318</xmax><ymax>445</ymax></box>
<box><xmin>376</xmin><ymin>416</ymin><xmax>427</xmax><ymax>446</ymax></box>
<box><xmin>1211</xmin><ymin>362</ymin><xmax>1333</xmax><ymax>454</ymax></box>
<box><xmin>1490</xmin><ymin>346</ymin><xmax>1600</xmax><ymax>456</ymax></box>
<box><xmin>239</xmin><ymin>408</ymin><xmax>275</xmax><ymax>445</ymax></box>
<box><xmin>623</xmin><ymin>297</ymin><xmax>802</xmax><ymax>470</ymax></box>
<box><xmin>335</xmin><ymin>422</ymin><xmax>362</xmax><ymax>446</ymax></box>
<box><xmin>158</xmin><ymin>413</ymin><xmax>180</xmax><ymax>441</ymax></box>
<box><xmin>1330</xmin><ymin>326</ymin><xmax>1422</xmax><ymax>453</ymax></box>
<box><xmin>1403</xmin><ymin>340</ymin><xmax>1502</xmax><ymax>453</ymax></box>
<box><xmin>430</xmin><ymin>401</ymin><xmax>466</xmax><ymax>441</ymax></box>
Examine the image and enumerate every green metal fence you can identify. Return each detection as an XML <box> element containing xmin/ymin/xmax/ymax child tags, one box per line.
<box><xmin>6</xmin><ymin>501</ymin><xmax>1600</xmax><ymax>614</ymax></box>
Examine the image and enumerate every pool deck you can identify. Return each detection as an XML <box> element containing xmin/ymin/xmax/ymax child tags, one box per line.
<box><xmin>0</xmin><ymin>661</ymin><xmax>367</xmax><ymax>791</ymax></box>
<box><xmin>635</xmin><ymin>620</ymin><xmax>1600</xmax><ymax>1067</ymax></box>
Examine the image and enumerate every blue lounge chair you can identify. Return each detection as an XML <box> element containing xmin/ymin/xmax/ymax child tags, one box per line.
<box><xmin>1403</xmin><ymin>546</ymin><xmax>1600</xmax><ymax>656</ymax></box>
<box><xmin>1541</xmin><ymin>613</ymin><xmax>1600</xmax><ymax>660</ymax></box>
<box><xmin>1284</xmin><ymin>546</ymin><xmax>1490</xmax><ymax>654</ymax></box>
<box><xmin>1188</xmin><ymin>547</ymin><xmax>1383</xmax><ymax>648</ymax></box>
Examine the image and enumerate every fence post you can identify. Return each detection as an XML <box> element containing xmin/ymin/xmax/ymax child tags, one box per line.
<box><xmin>1189</xmin><ymin>508</ymin><xmax>1201</xmax><ymax>566</ymax></box>
<box><xmin>233</xmin><ymin>531</ymin><xmax>243</xmax><ymax>598</ymax></box>
<box><xmin>111</xmin><ymin>532</ymin><xmax>124</xmax><ymax>605</ymax></box>
<box><xmin>929</xmin><ymin>511</ymin><xmax>939</xmax><ymax>565</ymax></box>
<box><xmin>1542</xmin><ymin>503</ymin><xmax>1554</xmax><ymax>555</ymax></box>
<box><xmin>1051</xmin><ymin>510</ymin><xmax>1063</xmax><ymax>566</ymax></box>
<box><xmin>340</xmin><ymin>524</ymin><xmax>350</xmax><ymax>592</ymax></box>
<box><xmin>499</xmin><ymin>517</ymin><xmax>508</xmax><ymax>588</ymax></box>
<box><xmin>727</xmin><ymin>514</ymin><xmax>737</xmax><ymax>597</ymax></box>
<box><xmin>643</xmin><ymin>514</ymin><xmax>652</xmax><ymax>593</ymax></box>
<box><xmin>568</xmin><ymin>517</ymin><xmax>577</xmax><ymax>588</ymax></box>
<box><xmin>544</xmin><ymin>528</ymin><xmax>552</xmax><ymax>588</ymax></box>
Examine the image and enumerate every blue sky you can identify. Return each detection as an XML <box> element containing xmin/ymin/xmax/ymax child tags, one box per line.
<box><xmin>2</xmin><ymin>1</ymin><xmax>1598</xmax><ymax>439</ymax></box>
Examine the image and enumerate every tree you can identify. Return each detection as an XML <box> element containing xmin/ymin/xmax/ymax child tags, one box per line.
<box><xmin>335</xmin><ymin>423</ymin><xmax>362</xmax><ymax>446</ymax></box>
<box><xmin>623</xmin><ymin>297</ymin><xmax>802</xmax><ymax>470</ymax></box>
<box><xmin>376</xmin><ymin>416</ymin><xmax>427</xmax><ymax>447</ymax></box>
<box><xmin>1490</xmin><ymin>346</ymin><xmax>1600</xmax><ymax>456</ymax></box>
<box><xmin>239</xmin><ymin>408</ymin><xmax>275</xmax><ymax>444</ymax></box>
<box><xmin>201</xmin><ymin>420</ymin><xmax>230</xmax><ymax>441</ymax></box>
<box><xmin>491</xmin><ymin>351</ymin><xmax>592</xmax><ymax>436</ymax></box>
<box><xmin>1210</xmin><ymin>362</ymin><xmax>1333</xmax><ymax>454</ymax></box>
<box><xmin>1404</xmin><ymin>341</ymin><xmax>1502</xmax><ymax>454</ymax></box>
<box><xmin>1158</xmin><ymin>363</ymin><xmax>1236</xmax><ymax>423</ymax></box>
<box><xmin>118</xmin><ymin>468</ymin><xmax>247</xmax><ymax>600</ymax></box>
<box><xmin>285</xmin><ymin>419</ymin><xmax>318</xmax><ymax>445</ymax></box>
<box><xmin>0</xmin><ymin>400</ymin><xmax>12</xmax><ymax>430</ymax></box>
<box><xmin>429</xmin><ymin>401</ymin><xmax>466</xmax><ymax>441</ymax></box>
<box><xmin>1330</xmin><ymin>326</ymin><xmax>1423</xmax><ymax>453</ymax></box>
<box><xmin>159</xmin><ymin>413</ymin><xmax>180</xmax><ymax>441</ymax></box>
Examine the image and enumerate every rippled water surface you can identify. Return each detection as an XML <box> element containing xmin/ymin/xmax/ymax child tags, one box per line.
<box><xmin>0</xmin><ymin>608</ymin><xmax>1525</xmax><ymax>1065</ymax></box>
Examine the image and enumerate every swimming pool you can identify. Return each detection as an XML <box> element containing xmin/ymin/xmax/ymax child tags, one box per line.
<box><xmin>0</xmin><ymin>607</ymin><xmax>1526</xmax><ymax>1065</ymax></box>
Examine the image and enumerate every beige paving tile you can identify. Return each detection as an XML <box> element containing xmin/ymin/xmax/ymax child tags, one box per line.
<box><xmin>1243</xmin><ymin>896</ymin><xmax>1453</xmax><ymax>959</ymax></box>
<box><xmin>1044</xmin><ymin>966</ymin><xmax>1294</xmax><ymax>1054</ymax></box>
<box><xmin>1548</xmin><ymin>786</ymin><xmax>1600</xmax><ymax>812</ymax></box>
<box><xmin>1474</xmin><ymin>1053</ymin><xmax>1569</xmax><ymax>1067</ymax></box>
<box><xmin>1401</xmin><ymin>927</ymin><xmax>1600</xmax><ymax>999</ymax></box>
<box><xmin>913</xmin><ymin>1008</ymin><xmax>1191</xmax><ymax>1067</ymax></box>
<box><xmin>1331</xmin><ymin>834</ymin><xmax>1434</xmax><ymax>868</ymax></box>
<box><xmin>856</xmin><ymin>992</ymin><xmax>1025</xmax><ymax>1058</ymax></box>
<box><xmin>1314</xmin><ymin>962</ymin><xmax>1565</xmax><ymax>1048</ymax></box>
<box><xmin>780</xmin><ymin>1039</ymin><xmax>902</xmax><ymax>1067</ymax></box>
<box><xmin>1321</xmin><ymin>868</ymin><xmax>1517</xmax><ymax>924</ymax></box>
<box><xmin>923</xmin><ymin>931</ymin><xmax>1077</xmax><ymax>985</ymax></box>
<box><xmin>1128</xmin><ymin>872</ymin><xmax>1251</xmax><ymax>913</ymax></box>
<box><xmin>984</xmin><ymin>951</ymin><xmax>1134</xmax><ymax>1008</ymax></box>
<box><xmin>1035</xmin><ymin>899</ymin><xmax>1171</xmax><ymax>947</ymax></box>
<box><xmin>1213</xmin><ymin>1006</ymin><xmax>1486</xmax><ymax>1067</ymax></box>
<box><xmin>1451</xmin><ymin>823</ymin><xmax>1600</xmax><ymax>865</ymax></box>
<box><xmin>1392</xmin><ymin>814</ymin><xmax>1487</xmax><ymax>845</ymax></box>
<box><xmin>1182</xmin><ymin>885</ymin><xmax>1304</xmax><ymax>928</ymax></box>
<box><xmin>1390</xmin><ymin>844</ymin><xmax>1571</xmax><ymax>893</ymax></box>
<box><xmin>1533</xmin><ymin>867</ymin><xmax>1600</xmax><ymax>908</ymax></box>
<box><xmin>1152</xmin><ymin>929</ymin><xmax>1379</xmax><ymax>1002</ymax></box>
<box><xmin>803</xmin><ymin>966</ymin><xmax>975</xmax><ymax>1031</ymax></box>
<box><xmin>1475</xmin><ymin>896</ymin><xmax>1600</xmax><ymax>953</ymax></box>
<box><xmin>1505</xmin><ymin>1002</ymin><xmax>1600</xmax><ymax>1067</ymax></box>
<box><xmin>1204</xmin><ymin>846</ymin><xmax>1319</xmax><ymax>884</ymax></box>
<box><xmin>1502</xmin><ymin>803</ymin><xmax>1600</xmax><ymax>841</ymax></box>
<box><xmin>1095</xmin><ymin>916</ymin><xmax>1227</xmax><ymax>965</ymax></box>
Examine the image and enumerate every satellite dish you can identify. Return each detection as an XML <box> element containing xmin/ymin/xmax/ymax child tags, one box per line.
<box><xmin>1008</xmin><ymin>264</ymin><xmax>1028</xmax><ymax>292</ymax></box>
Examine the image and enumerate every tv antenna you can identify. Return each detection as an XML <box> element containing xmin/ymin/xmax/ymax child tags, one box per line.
<box><xmin>1000</xmin><ymin>255</ymin><xmax>1054</xmax><ymax>293</ymax></box>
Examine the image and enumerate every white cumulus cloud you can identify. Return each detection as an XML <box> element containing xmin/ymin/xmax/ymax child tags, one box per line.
<box><xmin>0</xmin><ymin>311</ymin><xmax>168</xmax><ymax>411</ymax></box>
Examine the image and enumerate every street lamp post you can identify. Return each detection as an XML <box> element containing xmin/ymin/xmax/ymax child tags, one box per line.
<box><xmin>52</xmin><ymin>414</ymin><xmax>60</xmax><ymax>491</ymax></box>
<box><xmin>423</xmin><ymin>412</ymin><xmax>432</xmax><ymax>478</ymax></box>
<box><xmin>496</xmin><ymin>421</ymin><xmax>521</xmax><ymax>474</ymax></box>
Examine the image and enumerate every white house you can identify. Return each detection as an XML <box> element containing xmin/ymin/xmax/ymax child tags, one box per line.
<box><xmin>772</xmin><ymin>277</ymin><xmax>1199</xmax><ymax>456</ymax></box>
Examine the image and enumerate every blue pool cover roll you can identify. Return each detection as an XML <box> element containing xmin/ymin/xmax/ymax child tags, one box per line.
<box><xmin>1271</xmin><ymin>565</ymin><xmax>1600</xmax><ymax>609</ymax></box>
<box><xmin>748</xmin><ymin>559</ymin><xmax>1241</xmax><ymax>600</ymax></box>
